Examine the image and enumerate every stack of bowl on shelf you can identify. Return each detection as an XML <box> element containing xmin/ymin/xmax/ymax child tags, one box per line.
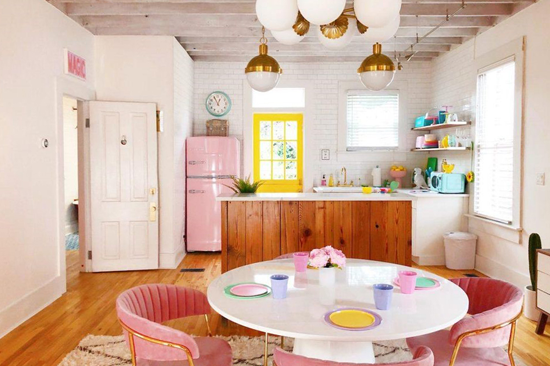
<box><xmin>422</xmin><ymin>134</ymin><xmax>438</xmax><ymax>149</ymax></box>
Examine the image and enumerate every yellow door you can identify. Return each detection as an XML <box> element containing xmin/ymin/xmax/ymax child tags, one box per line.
<box><xmin>254</xmin><ymin>113</ymin><xmax>303</xmax><ymax>192</ymax></box>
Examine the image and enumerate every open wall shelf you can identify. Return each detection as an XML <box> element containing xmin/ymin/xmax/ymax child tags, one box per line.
<box><xmin>412</xmin><ymin>121</ymin><xmax>471</xmax><ymax>132</ymax></box>
<box><xmin>411</xmin><ymin>147</ymin><xmax>471</xmax><ymax>152</ymax></box>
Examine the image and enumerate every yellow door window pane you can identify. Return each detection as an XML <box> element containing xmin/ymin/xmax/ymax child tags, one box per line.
<box><xmin>254</xmin><ymin>113</ymin><xmax>303</xmax><ymax>193</ymax></box>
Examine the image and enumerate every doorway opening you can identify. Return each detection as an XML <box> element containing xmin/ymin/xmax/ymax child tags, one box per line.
<box><xmin>62</xmin><ymin>96</ymin><xmax>81</xmax><ymax>279</ymax></box>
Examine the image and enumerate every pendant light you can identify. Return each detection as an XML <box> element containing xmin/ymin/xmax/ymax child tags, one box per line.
<box><xmin>256</xmin><ymin>0</ymin><xmax>299</xmax><ymax>32</ymax></box>
<box><xmin>297</xmin><ymin>0</ymin><xmax>346</xmax><ymax>25</ymax></box>
<box><xmin>354</xmin><ymin>0</ymin><xmax>402</xmax><ymax>29</ymax></box>
<box><xmin>245</xmin><ymin>27</ymin><xmax>283</xmax><ymax>92</ymax></box>
<box><xmin>357</xmin><ymin>43</ymin><xmax>396</xmax><ymax>91</ymax></box>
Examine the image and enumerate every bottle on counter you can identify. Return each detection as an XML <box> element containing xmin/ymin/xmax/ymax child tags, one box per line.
<box><xmin>328</xmin><ymin>174</ymin><xmax>334</xmax><ymax>187</ymax></box>
<box><xmin>357</xmin><ymin>178</ymin><xmax>361</xmax><ymax>187</ymax></box>
<box><xmin>321</xmin><ymin>174</ymin><xmax>327</xmax><ymax>186</ymax></box>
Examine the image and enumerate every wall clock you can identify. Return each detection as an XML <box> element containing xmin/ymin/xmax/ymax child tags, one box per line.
<box><xmin>206</xmin><ymin>91</ymin><xmax>232</xmax><ymax>117</ymax></box>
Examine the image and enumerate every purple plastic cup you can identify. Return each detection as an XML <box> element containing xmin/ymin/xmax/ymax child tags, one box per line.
<box><xmin>293</xmin><ymin>252</ymin><xmax>309</xmax><ymax>273</ymax></box>
<box><xmin>399</xmin><ymin>271</ymin><xmax>418</xmax><ymax>294</ymax></box>
<box><xmin>270</xmin><ymin>274</ymin><xmax>289</xmax><ymax>299</ymax></box>
<box><xmin>373</xmin><ymin>284</ymin><xmax>394</xmax><ymax>310</ymax></box>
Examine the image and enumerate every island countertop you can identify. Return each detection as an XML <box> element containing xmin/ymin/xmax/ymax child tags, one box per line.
<box><xmin>216</xmin><ymin>192</ymin><xmax>415</xmax><ymax>202</ymax></box>
<box><xmin>216</xmin><ymin>190</ymin><xmax>468</xmax><ymax>202</ymax></box>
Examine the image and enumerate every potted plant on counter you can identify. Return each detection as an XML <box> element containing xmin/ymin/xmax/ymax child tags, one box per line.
<box><xmin>225</xmin><ymin>175</ymin><xmax>264</xmax><ymax>193</ymax></box>
<box><xmin>309</xmin><ymin>246</ymin><xmax>346</xmax><ymax>286</ymax></box>
<box><xmin>525</xmin><ymin>233</ymin><xmax>542</xmax><ymax>321</ymax></box>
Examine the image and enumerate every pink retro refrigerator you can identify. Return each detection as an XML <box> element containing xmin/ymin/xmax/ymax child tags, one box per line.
<box><xmin>186</xmin><ymin>137</ymin><xmax>240</xmax><ymax>252</ymax></box>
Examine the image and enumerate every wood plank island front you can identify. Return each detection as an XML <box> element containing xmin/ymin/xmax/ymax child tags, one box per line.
<box><xmin>217</xmin><ymin>193</ymin><xmax>414</xmax><ymax>273</ymax></box>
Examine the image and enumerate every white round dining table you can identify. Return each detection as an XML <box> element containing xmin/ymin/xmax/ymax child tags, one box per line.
<box><xmin>207</xmin><ymin>259</ymin><xmax>469</xmax><ymax>364</ymax></box>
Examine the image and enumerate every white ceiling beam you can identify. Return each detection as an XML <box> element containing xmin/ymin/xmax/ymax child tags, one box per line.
<box><xmin>181</xmin><ymin>42</ymin><xmax>450</xmax><ymax>52</ymax></box>
<box><xmin>56</xmin><ymin>0</ymin><xmax>534</xmax><ymax>3</ymax></box>
<box><xmin>191</xmin><ymin>55</ymin><xmax>434</xmax><ymax>62</ymax></box>
<box><xmin>74</xmin><ymin>14</ymin><xmax>496</xmax><ymax>28</ymax></box>
<box><xmin>66</xmin><ymin>3</ymin><xmax>513</xmax><ymax>16</ymax></box>
<box><xmin>187</xmin><ymin>50</ymin><xmax>441</xmax><ymax>58</ymax></box>
<box><xmin>177</xmin><ymin>36</ymin><xmax>464</xmax><ymax>45</ymax></box>
<box><xmin>89</xmin><ymin>25</ymin><xmax>482</xmax><ymax>37</ymax></box>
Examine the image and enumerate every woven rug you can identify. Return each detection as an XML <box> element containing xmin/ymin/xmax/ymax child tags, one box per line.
<box><xmin>59</xmin><ymin>335</ymin><xmax>413</xmax><ymax>365</ymax></box>
<box><xmin>65</xmin><ymin>233</ymin><xmax>79</xmax><ymax>250</ymax></box>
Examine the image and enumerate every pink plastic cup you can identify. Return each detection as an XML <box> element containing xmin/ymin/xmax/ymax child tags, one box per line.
<box><xmin>398</xmin><ymin>271</ymin><xmax>418</xmax><ymax>294</ymax></box>
<box><xmin>293</xmin><ymin>252</ymin><xmax>309</xmax><ymax>273</ymax></box>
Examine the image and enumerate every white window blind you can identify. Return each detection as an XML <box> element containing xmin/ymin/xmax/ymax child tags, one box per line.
<box><xmin>346</xmin><ymin>90</ymin><xmax>399</xmax><ymax>150</ymax></box>
<box><xmin>474</xmin><ymin>60</ymin><xmax>515</xmax><ymax>224</ymax></box>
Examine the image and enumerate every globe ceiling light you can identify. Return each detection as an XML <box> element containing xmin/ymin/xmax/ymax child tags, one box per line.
<box><xmin>358</xmin><ymin>14</ymin><xmax>401</xmax><ymax>43</ymax></box>
<box><xmin>357</xmin><ymin>43</ymin><xmax>396</xmax><ymax>91</ymax></box>
<box><xmin>245</xmin><ymin>28</ymin><xmax>283</xmax><ymax>92</ymax></box>
<box><xmin>256</xmin><ymin>0</ymin><xmax>299</xmax><ymax>31</ymax></box>
<box><xmin>271</xmin><ymin>12</ymin><xmax>310</xmax><ymax>45</ymax></box>
<box><xmin>354</xmin><ymin>0</ymin><xmax>402</xmax><ymax>29</ymax></box>
<box><xmin>315</xmin><ymin>16</ymin><xmax>357</xmax><ymax>50</ymax></box>
<box><xmin>297</xmin><ymin>0</ymin><xmax>346</xmax><ymax>25</ymax></box>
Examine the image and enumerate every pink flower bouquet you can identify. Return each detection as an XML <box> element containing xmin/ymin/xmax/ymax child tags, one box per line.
<box><xmin>309</xmin><ymin>246</ymin><xmax>346</xmax><ymax>269</ymax></box>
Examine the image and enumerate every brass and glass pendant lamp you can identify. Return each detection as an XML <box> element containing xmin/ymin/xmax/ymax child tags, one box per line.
<box><xmin>245</xmin><ymin>27</ymin><xmax>283</xmax><ymax>92</ymax></box>
<box><xmin>251</xmin><ymin>0</ymin><xmax>402</xmax><ymax>91</ymax></box>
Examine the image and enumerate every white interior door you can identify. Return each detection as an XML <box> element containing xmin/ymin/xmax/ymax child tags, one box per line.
<box><xmin>89</xmin><ymin>101</ymin><xmax>158</xmax><ymax>272</ymax></box>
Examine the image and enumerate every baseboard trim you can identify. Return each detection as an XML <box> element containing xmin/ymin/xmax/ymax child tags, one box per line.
<box><xmin>475</xmin><ymin>254</ymin><xmax>529</xmax><ymax>288</ymax></box>
<box><xmin>0</xmin><ymin>275</ymin><xmax>65</xmax><ymax>339</ymax></box>
<box><xmin>159</xmin><ymin>249</ymin><xmax>186</xmax><ymax>269</ymax></box>
<box><xmin>413</xmin><ymin>254</ymin><xmax>445</xmax><ymax>266</ymax></box>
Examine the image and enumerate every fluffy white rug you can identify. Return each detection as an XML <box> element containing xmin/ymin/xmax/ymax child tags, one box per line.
<box><xmin>58</xmin><ymin>334</ymin><xmax>413</xmax><ymax>365</ymax></box>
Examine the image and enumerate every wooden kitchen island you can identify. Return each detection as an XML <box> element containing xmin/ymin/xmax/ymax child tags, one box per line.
<box><xmin>217</xmin><ymin>193</ymin><xmax>413</xmax><ymax>273</ymax></box>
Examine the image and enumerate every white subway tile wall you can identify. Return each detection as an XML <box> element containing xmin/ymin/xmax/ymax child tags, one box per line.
<box><xmin>430</xmin><ymin>39</ymin><xmax>477</xmax><ymax>174</ymax></box>
<box><xmin>193</xmin><ymin>61</ymin><xmax>463</xmax><ymax>187</ymax></box>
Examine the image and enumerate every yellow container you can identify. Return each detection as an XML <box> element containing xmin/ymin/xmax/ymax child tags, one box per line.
<box><xmin>362</xmin><ymin>187</ymin><xmax>373</xmax><ymax>194</ymax></box>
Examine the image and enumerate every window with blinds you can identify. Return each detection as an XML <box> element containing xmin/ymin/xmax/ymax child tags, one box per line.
<box><xmin>474</xmin><ymin>60</ymin><xmax>516</xmax><ymax>224</ymax></box>
<box><xmin>346</xmin><ymin>90</ymin><xmax>399</xmax><ymax>150</ymax></box>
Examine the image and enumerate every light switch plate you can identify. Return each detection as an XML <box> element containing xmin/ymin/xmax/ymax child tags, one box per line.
<box><xmin>321</xmin><ymin>149</ymin><xmax>330</xmax><ymax>160</ymax></box>
<box><xmin>537</xmin><ymin>173</ymin><xmax>545</xmax><ymax>186</ymax></box>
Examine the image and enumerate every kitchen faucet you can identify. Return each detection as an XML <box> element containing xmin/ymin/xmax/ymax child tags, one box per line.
<box><xmin>337</xmin><ymin>167</ymin><xmax>354</xmax><ymax>187</ymax></box>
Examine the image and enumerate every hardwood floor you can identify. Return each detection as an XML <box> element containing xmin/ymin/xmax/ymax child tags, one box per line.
<box><xmin>0</xmin><ymin>251</ymin><xmax>548</xmax><ymax>365</ymax></box>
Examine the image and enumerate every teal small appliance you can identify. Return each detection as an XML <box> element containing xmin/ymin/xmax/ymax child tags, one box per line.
<box><xmin>429</xmin><ymin>172</ymin><xmax>466</xmax><ymax>194</ymax></box>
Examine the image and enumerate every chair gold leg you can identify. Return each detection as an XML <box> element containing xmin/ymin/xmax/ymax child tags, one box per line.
<box><xmin>281</xmin><ymin>336</ymin><xmax>285</xmax><ymax>350</ymax></box>
<box><xmin>508</xmin><ymin>321</ymin><xmax>517</xmax><ymax>366</ymax></box>
<box><xmin>264</xmin><ymin>333</ymin><xmax>269</xmax><ymax>366</ymax></box>
<box><xmin>204</xmin><ymin>314</ymin><xmax>213</xmax><ymax>337</ymax></box>
<box><xmin>128</xmin><ymin>333</ymin><xmax>137</xmax><ymax>366</ymax></box>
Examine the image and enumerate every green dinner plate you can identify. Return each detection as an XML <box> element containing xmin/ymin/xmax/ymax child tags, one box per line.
<box><xmin>416</xmin><ymin>277</ymin><xmax>437</xmax><ymax>288</ymax></box>
<box><xmin>223</xmin><ymin>282</ymin><xmax>272</xmax><ymax>300</ymax></box>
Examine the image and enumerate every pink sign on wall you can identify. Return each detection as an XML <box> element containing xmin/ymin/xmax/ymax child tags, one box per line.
<box><xmin>64</xmin><ymin>49</ymin><xmax>86</xmax><ymax>80</ymax></box>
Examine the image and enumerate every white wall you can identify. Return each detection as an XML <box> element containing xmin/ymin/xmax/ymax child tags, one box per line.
<box><xmin>0</xmin><ymin>0</ymin><xmax>95</xmax><ymax>338</ymax></box>
<box><xmin>173</xmin><ymin>39</ymin><xmax>194</xmax><ymax>257</ymax></box>
<box><xmin>95</xmin><ymin>36</ymin><xmax>194</xmax><ymax>269</ymax></box>
<box><xmin>63</xmin><ymin>97</ymin><xmax>79</xmax><ymax>234</ymax></box>
<box><xmin>193</xmin><ymin>62</ymin><xmax>433</xmax><ymax>188</ymax></box>
<box><xmin>430</xmin><ymin>0</ymin><xmax>550</xmax><ymax>287</ymax></box>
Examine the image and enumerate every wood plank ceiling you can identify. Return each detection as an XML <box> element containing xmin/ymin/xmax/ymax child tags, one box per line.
<box><xmin>47</xmin><ymin>0</ymin><xmax>535</xmax><ymax>62</ymax></box>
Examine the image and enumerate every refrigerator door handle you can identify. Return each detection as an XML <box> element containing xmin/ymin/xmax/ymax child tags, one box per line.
<box><xmin>189</xmin><ymin>189</ymin><xmax>206</xmax><ymax>194</ymax></box>
<box><xmin>189</xmin><ymin>160</ymin><xmax>206</xmax><ymax>165</ymax></box>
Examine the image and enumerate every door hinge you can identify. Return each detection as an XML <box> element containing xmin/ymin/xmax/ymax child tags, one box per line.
<box><xmin>85</xmin><ymin>118</ymin><xmax>90</xmax><ymax>128</ymax></box>
<box><xmin>88</xmin><ymin>250</ymin><xmax>92</xmax><ymax>260</ymax></box>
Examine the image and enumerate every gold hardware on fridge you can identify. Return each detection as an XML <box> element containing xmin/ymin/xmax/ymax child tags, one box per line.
<box><xmin>150</xmin><ymin>202</ymin><xmax>157</xmax><ymax>222</ymax></box>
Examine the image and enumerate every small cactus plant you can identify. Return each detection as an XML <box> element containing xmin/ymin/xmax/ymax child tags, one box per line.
<box><xmin>529</xmin><ymin>233</ymin><xmax>542</xmax><ymax>291</ymax></box>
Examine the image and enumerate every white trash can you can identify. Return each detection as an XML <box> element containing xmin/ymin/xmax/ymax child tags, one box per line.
<box><xmin>444</xmin><ymin>232</ymin><xmax>478</xmax><ymax>270</ymax></box>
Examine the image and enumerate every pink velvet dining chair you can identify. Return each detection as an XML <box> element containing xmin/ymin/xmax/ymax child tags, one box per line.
<box><xmin>407</xmin><ymin>277</ymin><xmax>523</xmax><ymax>366</ymax></box>
<box><xmin>273</xmin><ymin>345</ymin><xmax>434</xmax><ymax>366</ymax></box>
<box><xmin>116</xmin><ymin>284</ymin><xmax>232</xmax><ymax>366</ymax></box>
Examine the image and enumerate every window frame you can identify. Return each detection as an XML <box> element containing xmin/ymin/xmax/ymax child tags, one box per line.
<box><xmin>472</xmin><ymin>37</ymin><xmax>524</xmax><ymax>229</ymax></box>
<box><xmin>345</xmin><ymin>89</ymin><xmax>400</xmax><ymax>151</ymax></box>
<box><xmin>338</xmin><ymin>80</ymin><xmax>407</xmax><ymax>154</ymax></box>
<box><xmin>253</xmin><ymin>113</ymin><xmax>304</xmax><ymax>192</ymax></box>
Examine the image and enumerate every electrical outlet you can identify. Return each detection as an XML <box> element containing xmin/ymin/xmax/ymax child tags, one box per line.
<box><xmin>321</xmin><ymin>149</ymin><xmax>330</xmax><ymax>160</ymax></box>
<box><xmin>537</xmin><ymin>173</ymin><xmax>545</xmax><ymax>186</ymax></box>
